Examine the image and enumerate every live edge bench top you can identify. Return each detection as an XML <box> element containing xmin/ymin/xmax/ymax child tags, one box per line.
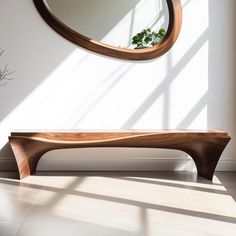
<box><xmin>10</xmin><ymin>130</ymin><xmax>230</xmax><ymax>141</ymax></box>
<box><xmin>9</xmin><ymin>130</ymin><xmax>231</xmax><ymax>180</ymax></box>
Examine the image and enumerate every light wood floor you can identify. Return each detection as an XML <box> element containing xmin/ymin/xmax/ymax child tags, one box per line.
<box><xmin>0</xmin><ymin>171</ymin><xmax>236</xmax><ymax>236</ymax></box>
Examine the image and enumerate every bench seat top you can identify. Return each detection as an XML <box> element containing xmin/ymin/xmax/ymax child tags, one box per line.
<box><xmin>10</xmin><ymin>130</ymin><xmax>230</xmax><ymax>142</ymax></box>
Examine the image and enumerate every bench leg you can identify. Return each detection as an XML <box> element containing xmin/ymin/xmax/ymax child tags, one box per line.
<box><xmin>9</xmin><ymin>138</ymin><xmax>49</xmax><ymax>179</ymax></box>
<box><xmin>185</xmin><ymin>138</ymin><xmax>230</xmax><ymax>180</ymax></box>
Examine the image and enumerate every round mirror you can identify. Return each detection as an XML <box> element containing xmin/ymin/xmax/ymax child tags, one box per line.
<box><xmin>33</xmin><ymin>0</ymin><xmax>182</xmax><ymax>60</ymax></box>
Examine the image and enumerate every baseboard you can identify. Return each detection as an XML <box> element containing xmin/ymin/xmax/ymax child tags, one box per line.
<box><xmin>215</xmin><ymin>159</ymin><xmax>236</xmax><ymax>171</ymax></box>
<box><xmin>1</xmin><ymin>158</ymin><xmax>236</xmax><ymax>171</ymax></box>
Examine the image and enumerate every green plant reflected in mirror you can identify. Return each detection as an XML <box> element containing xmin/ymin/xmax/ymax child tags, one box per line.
<box><xmin>33</xmin><ymin>0</ymin><xmax>182</xmax><ymax>60</ymax></box>
<box><xmin>132</xmin><ymin>28</ymin><xmax>166</xmax><ymax>49</ymax></box>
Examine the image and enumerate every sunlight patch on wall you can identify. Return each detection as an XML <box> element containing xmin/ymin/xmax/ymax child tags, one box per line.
<box><xmin>172</xmin><ymin>0</ymin><xmax>209</xmax><ymax>66</ymax></box>
<box><xmin>170</xmin><ymin>42</ymin><xmax>209</xmax><ymax>129</ymax></box>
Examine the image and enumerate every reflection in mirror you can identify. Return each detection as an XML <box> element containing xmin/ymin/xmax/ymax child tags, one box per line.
<box><xmin>45</xmin><ymin>0</ymin><xmax>169</xmax><ymax>49</ymax></box>
<box><xmin>34</xmin><ymin>0</ymin><xmax>182</xmax><ymax>60</ymax></box>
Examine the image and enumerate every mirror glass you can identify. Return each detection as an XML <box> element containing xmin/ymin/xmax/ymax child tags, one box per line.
<box><xmin>45</xmin><ymin>0</ymin><xmax>169</xmax><ymax>49</ymax></box>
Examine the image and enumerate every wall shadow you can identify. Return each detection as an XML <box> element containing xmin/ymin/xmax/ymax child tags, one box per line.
<box><xmin>207</xmin><ymin>0</ymin><xmax>236</xmax><ymax>155</ymax></box>
<box><xmin>0</xmin><ymin>1</ymin><xmax>75</xmax><ymax>122</ymax></box>
<box><xmin>0</xmin><ymin>1</ymin><xmax>80</xmax><ymax>168</ymax></box>
<box><xmin>122</xmin><ymin>28</ymin><xmax>209</xmax><ymax>129</ymax></box>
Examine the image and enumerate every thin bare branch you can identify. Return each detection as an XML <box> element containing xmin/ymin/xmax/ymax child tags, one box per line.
<box><xmin>0</xmin><ymin>50</ymin><xmax>15</xmax><ymax>85</ymax></box>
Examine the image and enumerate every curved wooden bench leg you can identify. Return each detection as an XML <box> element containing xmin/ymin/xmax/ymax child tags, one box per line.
<box><xmin>184</xmin><ymin>138</ymin><xmax>230</xmax><ymax>180</ymax></box>
<box><xmin>9</xmin><ymin>137</ymin><xmax>49</xmax><ymax>179</ymax></box>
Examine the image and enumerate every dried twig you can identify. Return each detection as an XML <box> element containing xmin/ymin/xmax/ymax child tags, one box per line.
<box><xmin>0</xmin><ymin>50</ymin><xmax>15</xmax><ymax>86</ymax></box>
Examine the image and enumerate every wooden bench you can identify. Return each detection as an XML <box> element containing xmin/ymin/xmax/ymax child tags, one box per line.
<box><xmin>8</xmin><ymin>130</ymin><xmax>231</xmax><ymax>180</ymax></box>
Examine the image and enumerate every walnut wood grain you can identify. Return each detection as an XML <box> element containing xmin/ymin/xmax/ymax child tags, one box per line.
<box><xmin>9</xmin><ymin>130</ymin><xmax>230</xmax><ymax>180</ymax></box>
<box><xmin>33</xmin><ymin>0</ymin><xmax>182</xmax><ymax>61</ymax></box>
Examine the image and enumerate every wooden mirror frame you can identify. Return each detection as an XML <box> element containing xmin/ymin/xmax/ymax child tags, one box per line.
<box><xmin>33</xmin><ymin>0</ymin><xmax>182</xmax><ymax>61</ymax></box>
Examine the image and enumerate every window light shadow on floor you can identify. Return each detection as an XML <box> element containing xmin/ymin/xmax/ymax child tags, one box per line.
<box><xmin>0</xmin><ymin>171</ymin><xmax>236</xmax><ymax>235</ymax></box>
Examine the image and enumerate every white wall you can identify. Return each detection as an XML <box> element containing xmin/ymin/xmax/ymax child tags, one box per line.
<box><xmin>0</xmin><ymin>0</ymin><xmax>235</xmax><ymax>171</ymax></box>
